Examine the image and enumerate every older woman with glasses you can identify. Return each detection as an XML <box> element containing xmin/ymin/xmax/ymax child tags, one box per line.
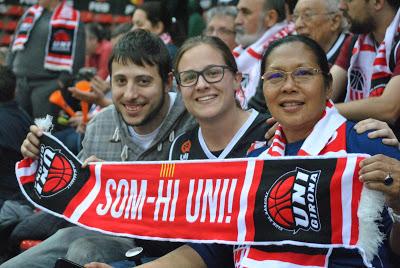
<box><xmin>245</xmin><ymin>34</ymin><xmax>400</xmax><ymax>268</ymax></box>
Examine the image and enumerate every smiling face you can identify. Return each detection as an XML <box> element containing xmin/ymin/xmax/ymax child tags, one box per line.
<box><xmin>111</xmin><ymin>60</ymin><xmax>170</xmax><ymax>134</ymax></box>
<box><xmin>176</xmin><ymin>44</ymin><xmax>241</xmax><ymax>123</ymax></box>
<box><xmin>262</xmin><ymin>42</ymin><xmax>331</xmax><ymax>142</ymax></box>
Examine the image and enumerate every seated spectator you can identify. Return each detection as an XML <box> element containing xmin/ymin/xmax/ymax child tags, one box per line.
<box><xmin>294</xmin><ymin>0</ymin><xmax>348</xmax><ymax>66</ymax></box>
<box><xmin>203</xmin><ymin>5</ymin><xmax>237</xmax><ymax>51</ymax></box>
<box><xmin>249</xmin><ymin>0</ymin><xmax>348</xmax><ymax>112</ymax></box>
<box><xmin>110</xmin><ymin>23</ymin><xmax>133</xmax><ymax>47</ymax></box>
<box><xmin>85</xmin><ymin>23</ymin><xmax>113</xmax><ymax>80</ymax></box>
<box><xmin>0</xmin><ymin>66</ymin><xmax>31</xmax><ymax>206</ymax></box>
<box><xmin>0</xmin><ymin>66</ymin><xmax>32</xmax><ymax>260</ymax></box>
<box><xmin>131</xmin><ymin>1</ymin><xmax>178</xmax><ymax>60</ymax></box>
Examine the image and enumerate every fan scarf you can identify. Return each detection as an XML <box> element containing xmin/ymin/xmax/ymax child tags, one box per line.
<box><xmin>345</xmin><ymin>9</ymin><xmax>400</xmax><ymax>101</ymax></box>
<box><xmin>11</xmin><ymin>0</ymin><xmax>79</xmax><ymax>73</ymax></box>
<box><xmin>15</xmin><ymin>130</ymin><xmax>383</xmax><ymax>268</ymax></box>
<box><xmin>239</xmin><ymin>100</ymin><xmax>382</xmax><ymax>268</ymax></box>
<box><xmin>233</xmin><ymin>21</ymin><xmax>295</xmax><ymax>108</ymax></box>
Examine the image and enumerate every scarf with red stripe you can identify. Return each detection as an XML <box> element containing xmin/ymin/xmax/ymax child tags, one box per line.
<box><xmin>11</xmin><ymin>1</ymin><xmax>79</xmax><ymax>73</ymax></box>
<box><xmin>233</xmin><ymin>22</ymin><xmax>295</xmax><ymax>108</ymax></box>
<box><xmin>345</xmin><ymin>9</ymin><xmax>400</xmax><ymax>101</ymax></box>
<box><xmin>15</xmin><ymin>120</ymin><xmax>383</xmax><ymax>268</ymax></box>
<box><xmin>236</xmin><ymin>100</ymin><xmax>383</xmax><ymax>267</ymax></box>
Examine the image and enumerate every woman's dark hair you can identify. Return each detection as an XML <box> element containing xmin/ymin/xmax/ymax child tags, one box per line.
<box><xmin>108</xmin><ymin>29</ymin><xmax>171</xmax><ymax>84</ymax></box>
<box><xmin>261</xmin><ymin>35</ymin><xmax>332</xmax><ymax>89</ymax></box>
<box><xmin>174</xmin><ymin>35</ymin><xmax>238</xmax><ymax>73</ymax></box>
<box><xmin>137</xmin><ymin>1</ymin><xmax>172</xmax><ymax>34</ymax></box>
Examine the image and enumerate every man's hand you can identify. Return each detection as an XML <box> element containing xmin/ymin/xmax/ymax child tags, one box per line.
<box><xmin>354</xmin><ymin>118</ymin><xmax>399</xmax><ymax>148</ymax></box>
<box><xmin>82</xmin><ymin>155</ymin><xmax>104</xmax><ymax>168</ymax></box>
<box><xmin>265</xmin><ymin>117</ymin><xmax>277</xmax><ymax>145</ymax></box>
<box><xmin>20</xmin><ymin>125</ymin><xmax>44</xmax><ymax>160</ymax></box>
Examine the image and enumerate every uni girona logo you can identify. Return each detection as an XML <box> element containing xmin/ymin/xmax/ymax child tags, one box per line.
<box><xmin>264</xmin><ymin>167</ymin><xmax>321</xmax><ymax>234</ymax></box>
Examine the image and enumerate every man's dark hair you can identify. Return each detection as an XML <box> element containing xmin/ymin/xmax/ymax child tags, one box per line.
<box><xmin>265</xmin><ymin>0</ymin><xmax>286</xmax><ymax>22</ymax></box>
<box><xmin>108</xmin><ymin>29</ymin><xmax>171</xmax><ymax>84</ymax></box>
<box><xmin>0</xmin><ymin>66</ymin><xmax>16</xmax><ymax>102</ymax></box>
<box><xmin>387</xmin><ymin>0</ymin><xmax>400</xmax><ymax>9</ymax></box>
<box><xmin>261</xmin><ymin>35</ymin><xmax>332</xmax><ymax>89</ymax></box>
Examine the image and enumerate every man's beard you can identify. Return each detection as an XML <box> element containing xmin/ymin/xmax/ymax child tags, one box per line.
<box><xmin>235</xmin><ymin>26</ymin><xmax>265</xmax><ymax>48</ymax></box>
<box><xmin>133</xmin><ymin>91</ymin><xmax>166</xmax><ymax>127</ymax></box>
<box><xmin>345</xmin><ymin>11</ymin><xmax>375</xmax><ymax>35</ymax></box>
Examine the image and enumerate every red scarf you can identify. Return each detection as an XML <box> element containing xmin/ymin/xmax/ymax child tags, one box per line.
<box><xmin>236</xmin><ymin>101</ymin><xmax>381</xmax><ymax>268</ymax></box>
<box><xmin>11</xmin><ymin>1</ymin><xmax>79</xmax><ymax>73</ymax></box>
<box><xmin>346</xmin><ymin>9</ymin><xmax>400</xmax><ymax>101</ymax></box>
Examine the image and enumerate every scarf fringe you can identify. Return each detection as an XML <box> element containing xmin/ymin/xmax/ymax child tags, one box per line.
<box><xmin>357</xmin><ymin>187</ymin><xmax>385</xmax><ymax>263</ymax></box>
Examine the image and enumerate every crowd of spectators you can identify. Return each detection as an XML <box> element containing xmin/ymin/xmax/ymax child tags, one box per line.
<box><xmin>0</xmin><ymin>0</ymin><xmax>400</xmax><ymax>267</ymax></box>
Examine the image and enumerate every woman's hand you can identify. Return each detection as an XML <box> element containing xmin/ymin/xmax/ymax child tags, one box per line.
<box><xmin>359</xmin><ymin>154</ymin><xmax>400</xmax><ymax>211</ymax></box>
<box><xmin>354</xmin><ymin>118</ymin><xmax>399</xmax><ymax>148</ymax></box>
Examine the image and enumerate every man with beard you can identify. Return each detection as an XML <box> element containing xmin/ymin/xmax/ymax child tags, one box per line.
<box><xmin>2</xmin><ymin>29</ymin><xmax>196</xmax><ymax>268</ymax></box>
<box><xmin>331</xmin><ymin>0</ymin><xmax>400</xmax><ymax>129</ymax></box>
<box><xmin>233</xmin><ymin>0</ymin><xmax>294</xmax><ymax>108</ymax></box>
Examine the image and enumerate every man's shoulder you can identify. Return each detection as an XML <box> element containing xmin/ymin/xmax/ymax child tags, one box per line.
<box><xmin>86</xmin><ymin>105</ymin><xmax>118</xmax><ymax>133</ymax></box>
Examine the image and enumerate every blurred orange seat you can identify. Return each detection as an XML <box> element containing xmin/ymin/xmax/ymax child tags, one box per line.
<box><xmin>0</xmin><ymin>34</ymin><xmax>12</xmax><ymax>46</ymax></box>
<box><xmin>6</xmin><ymin>5</ymin><xmax>24</xmax><ymax>16</ymax></box>
<box><xmin>4</xmin><ymin>20</ymin><xmax>18</xmax><ymax>32</ymax></box>
<box><xmin>80</xmin><ymin>10</ymin><xmax>94</xmax><ymax>23</ymax></box>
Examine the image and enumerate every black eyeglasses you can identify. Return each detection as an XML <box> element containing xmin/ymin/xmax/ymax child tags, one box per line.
<box><xmin>175</xmin><ymin>65</ymin><xmax>234</xmax><ymax>87</ymax></box>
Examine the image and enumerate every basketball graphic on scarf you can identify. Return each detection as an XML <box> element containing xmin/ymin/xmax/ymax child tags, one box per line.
<box><xmin>42</xmin><ymin>154</ymin><xmax>74</xmax><ymax>194</ymax></box>
<box><xmin>266</xmin><ymin>175</ymin><xmax>295</xmax><ymax>229</ymax></box>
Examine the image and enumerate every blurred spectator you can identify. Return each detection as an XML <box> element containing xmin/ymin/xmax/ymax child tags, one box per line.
<box><xmin>331</xmin><ymin>0</ymin><xmax>400</xmax><ymax>127</ymax></box>
<box><xmin>204</xmin><ymin>5</ymin><xmax>237</xmax><ymax>51</ymax></box>
<box><xmin>187</xmin><ymin>0</ymin><xmax>206</xmax><ymax>38</ymax></box>
<box><xmin>6</xmin><ymin>0</ymin><xmax>85</xmax><ymax>122</ymax></box>
<box><xmin>294</xmin><ymin>0</ymin><xmax>348</xmax><ymax>66</ymax></box>
<box><xmin>0</xmin><ymin>66</ymin><xmax>31</xmax><ymax>208</ymax></box>
<box><xmin>85</xmin><ymin>23</ymin><xmax>113</xmax><ymax>80</ymax></box>
<box><xmin>0</xmin><ymin>66</ymin><xmax>33</xmax><ymax>261</ymax></box>
<box><xmin>110</xmin><ymin>23</ymin><xmax>133</xmax><ymax>47</ymax></box>
<box><xmin>233</xmin><ymin>0</ymin><xmax>294</xmax><ymax>108</ymax></box>
<box><xmin>0</xmin><ymin>47</ymin><xmax>8</xmax><ymax>66</ymax></box>
<box><xmin>132</xmin><ymin>1</ymin><xmax>178</xmax><ymax>59</ymax></box>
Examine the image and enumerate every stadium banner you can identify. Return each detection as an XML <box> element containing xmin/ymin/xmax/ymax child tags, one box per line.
<box><xmin>15</xmin><ymin>133</ymin><xmax>383</xmax><ymax>263</ymax></box>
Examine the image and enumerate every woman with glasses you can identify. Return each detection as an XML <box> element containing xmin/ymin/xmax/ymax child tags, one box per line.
<box><xmin>169</xmin><ymin>35</ymin><xmax>269</xmax><ymax>163</ymax></box>
<box><xmin>243</xmin><ymin>34</ymin><xmax>400</xmax><ymax>267</ymax></box>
